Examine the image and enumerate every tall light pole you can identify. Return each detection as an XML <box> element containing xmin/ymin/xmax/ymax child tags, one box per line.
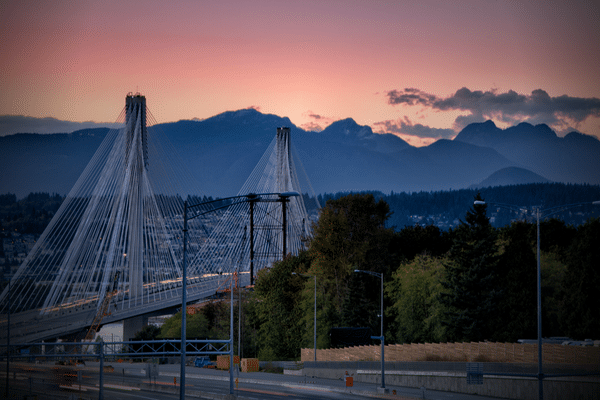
<box><xmin>354</xmin><ymin>269</ymin><xmax>386</xmax><ymax>392</ymax></box>
<box><xmin>292</xmin><ymin>272</ymin><xmax>317</xmax><ymax>362</ymax></box>
<box><xmin>5</xmin><ymin>277</ymin><xmax>10</xmax><ymax>399</ymax></box>
<box><xmin>180</xmin><ymin>201</ymin><xmax>189</xmax><ymax>400</ymax></box>
<box><xmin>474</xmin><ymin>199</ymin><xmax>600</xmax><ymax>400</ymax></box>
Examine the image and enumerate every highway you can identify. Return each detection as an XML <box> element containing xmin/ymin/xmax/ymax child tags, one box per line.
<box><xmin>2</xmin><ymin>361</ymin><xmax>512</xmax><ymax>400</ymax></box>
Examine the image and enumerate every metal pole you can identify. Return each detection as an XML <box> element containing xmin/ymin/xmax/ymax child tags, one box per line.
<box><xmin>230</xmin><ymin>276</ymin><xmax>234</xmax><ymax>394</ymax></box>
<box><xmin>239</xmin><ymin>274</ymin><xmax>242</xmax><ymax>360</ymax></box>
<box><xmin>6</xmin><ymin>278</ymin><xmax>10</xmax><ymax>399</ymax></box>
<box><xmin>180</xmin><ymin>201</ymin><xmax>188</xmax><ymax>400</ymax></box>
<box><xmin>313</xmin><ymin>275</ymin><xmax>317</xmax><ymax>362</ymax></box>
<box><xmin>250</xmin><ymin>200</ymin><xmax>255</xmax><ymax>286</ymax></box>
<box><xmin>537</xmin><ymin>208</ymin><xmax>543</xmax><ymax>400</ymax></box>
<box><xmin>354</xmin><ymin>269</ymin><xmax>385</xmax><ymax>390</ymax></box>
<box><xmin>380</xmin><ymin>273</ymin><xmax>385</xmax><ymax>390</ymax></box>
<box><xmin>99</xmin><ymin>339</ymin><xmax>104</xmax><ymax>400</ymax></box>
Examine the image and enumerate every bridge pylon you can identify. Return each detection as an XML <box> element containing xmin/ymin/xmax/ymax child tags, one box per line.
<box><xmin>0</xmin><ymin>94</ymin><xmax>210</xmax><ymax>344</ymax></box>
<box><xmin>188</xmin><ymin>126</ymin><xmax>320</xmax><ymax>285</ymax></box>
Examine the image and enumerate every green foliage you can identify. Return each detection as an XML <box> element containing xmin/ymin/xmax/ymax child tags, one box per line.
<box><xmin>158</xmin><ymin>303</ymin><xmax>226</xmax><ymax>339</ymax></box>
<box><xmin>493</xmin><ymin>222</ymin><xmax>537</xmax><ymax>342</ymax></box>
<box><xmin>387</xmin><ymin>255</ymin><xmax>447</xmax><ymax>343</ymax></box>
<box><xmin>559</xmin><ymin>218</ymin><xmax>600</xmax><ymax>339</ymax></box>
<box><xmin>308</xmin><ymin>193</ymin><xmax>397</xmax><ymax>340</ymax></box>
<box><xmin>395</xmin><ymin>224</ymin><xmax>452</xmax><ymax>262</ymax></box>
<box><xmin>0</xmin><ymin>192</ymin><xmax>64</xmax><ymax>235</ymax></box>
<box><xmin>239</xmin><ymin>290</ymin><xmax>261</xmax><ymax>358</ymax></box>
<box><xmin>6</xmin><ymin>190</ymin><xmax>599</xmax><ymax>358</ymax></box>
<box><xmin>253</xmin><ymin>252</ymin><xmax>310</xmax><ymax>360</ymax></box>
<box><xmin>440</xmin><ymin>194</ymin><xmax>501</xmax><ymax>342</ymax></box>
<box><xmin>540</xmin><ymin>251</ymin><xmax>568</xmax><ymax>337</ymax></box>
<box><xmin>539</xmin><ymin>219</ymin><xmax>576</xmax><ymax>258</ymax></box>
<box><xmin>134</xmin><ymin>325</ymin><xmax>161</xmax><ymax>341</ymax></box>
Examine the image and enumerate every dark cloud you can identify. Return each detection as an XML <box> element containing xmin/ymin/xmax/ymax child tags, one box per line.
<box><xmin>374</xmin><ymin>117</ymin><xmax>455</xmax><ymax>139</ymax></box>
<box><xmin>0</xmin><ymin>115</ymin><xmax>122</xmax><ymax>136</ymax></box>
<box><xmin>386</xmin><ymin>88</ymin><xmax>437</xmax><ymax>107</ymax></box>
<box><xmin>386</xmin><ymin>87</ymin><xmax>600</xmax><ymax>131</ymax></box>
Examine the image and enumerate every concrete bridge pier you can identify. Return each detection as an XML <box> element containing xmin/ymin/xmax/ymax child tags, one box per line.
<box><xmin>123</xmin><ymin>315</ymin><xmax>148</xmax><ymax>341</ymax></box>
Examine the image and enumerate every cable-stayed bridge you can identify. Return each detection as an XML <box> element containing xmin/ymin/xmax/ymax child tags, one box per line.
<box><xmin>0</xmin><ymin>94</ymin><xmax>319</xmax><ymax>344</ymax></box>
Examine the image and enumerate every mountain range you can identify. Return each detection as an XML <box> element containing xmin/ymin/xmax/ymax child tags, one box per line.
<box><xmin>1</xmin><ymin>109</ymin><xmax>599</xmax><ymax>198</ymax></box>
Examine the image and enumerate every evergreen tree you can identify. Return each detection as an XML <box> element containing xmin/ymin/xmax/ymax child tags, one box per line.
<box><xmin>395</xmin><ymin>224</ymin><xmax>452</xmax><ymax>262</ymax></box>
<box><xmin>440</xmin><ymin>194</ymin><xmax>501</xmax><ymax>342</ymax></box>
<box><xmin>493</xmin><ymin>221</ymin><xmax>537</xmax><ymax>342</ymax></box>
<box><xmin>559</xmin><ymin>218</ymin><xmax>600</xmax><ymax>339</ymax></box>
<box><xmin>253</xmin><ymin>252</ymin><xmax>309</xmax><ymax>360</ymax></box>
<box><xmin>308</xmin><ymin>193</ymin><xmax>397</xmax><ymax>342</ymax></box>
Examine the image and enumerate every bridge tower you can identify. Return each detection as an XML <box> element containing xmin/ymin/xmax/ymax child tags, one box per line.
<box><xmin>276</xmin><ymin>127</ymin><xmax>291</xmax><ymax>193</ymax></box>
<box><xmin>0</xmin><ymin>93</ymin><xmax>213</xmax><ymax>344</ymax></box>
<box><xmin>124</xmin><ymin>93</ymin><xmax>147</xmax><ymax>299</ymax></box>
<box><xmin>188</xmin><ymin>126</ymin><xmax>320</xmax><ymax>284</ymax></box>
<box><xmin>0</xmin><ymin>97</ymin><xmax>319</xmax><ymax>345</ymax></box>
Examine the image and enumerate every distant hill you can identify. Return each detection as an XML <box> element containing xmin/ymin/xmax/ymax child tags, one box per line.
<box><xmin>470</xmin><ymin>167</ymin><xmax>550</xmax><ymax>189</ymax></box>
<box><xmin>1</xmin><ymin>110</ymin><xmax>599</xmax><ymax>198</ymax></box>
<box><xmin>0</xmin><ymin>128</ymin><xmax>108</xmax><ymax>197</ymax></box>
<box><xmin>454</xmin><ymin>120</ymin><xmax>600</xmax><ymax>185</ymax></box>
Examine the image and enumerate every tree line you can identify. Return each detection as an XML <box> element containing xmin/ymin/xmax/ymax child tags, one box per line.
<box><xmin>143</xmin><ymin>192</ymin><xmax>599</xmax><ymax>361</ymax></box>
<box><xmin>2</xmin><ymin>188</ymin><xmax>598</xmax><ymax>360</ymax></box>
<box><xmin>319</xmin><ymin>183</ymin><xmax>600</xmax><ymax>229</ymax></box>
<box><xmin>0</xmin><ymin>192</ymin><xmax>64</xmax><ymax>235</ymax></box>
<box><xmin>3</xmin><ymin>182</ymin><xmax>599</xmax><ymax>236</ymax></box>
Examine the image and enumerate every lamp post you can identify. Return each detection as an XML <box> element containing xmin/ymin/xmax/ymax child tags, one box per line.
<box><xmin>292</xmin><ymin>272</ymin><xmax>317</xmax><ymax>362</ymax></box>
<box><xmin>5</xmin><ymin>277</ymin><xmax>10</xmax><ymax>399</ymax></box>
<box><xmin>180</xmin><ymin>201</ymin><xmax>189</xmax><ymax>400</ymax></box>
<box><xmin>354</xmin><ymin>269</ymin><xmax>386</xmax><ymax>392</ymax></box>
<box><xmin>474</xmin><ymin>199</ymin><xmax>600</xmax><ymax>400</ymax></box>
<box><xmin>180</xmin><ymin>191</ymin><xmax>300</xmax><ymax>399</ymax></box>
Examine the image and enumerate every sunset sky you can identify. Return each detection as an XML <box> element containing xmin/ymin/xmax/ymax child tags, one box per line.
<box><xmin>1</xmin><ymin>0</ymin><xmax>599</xmax><ymax>146</ymax></box>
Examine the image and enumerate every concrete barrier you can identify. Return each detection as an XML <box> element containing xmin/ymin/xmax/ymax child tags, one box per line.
<box><xmin>302</xmin><ymin>363</ymin><xmax>600</xmax><ymax>400</ymax></box>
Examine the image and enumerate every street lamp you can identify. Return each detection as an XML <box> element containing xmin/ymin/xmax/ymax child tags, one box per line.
<box><xmin>292</xmin><ymin>272</ymin><xmax>317</xmax><ymax>362</ymax></box>
<box><xmin>354</xmin><ymin>269</ymin><xmax>386</xmax><ymax>393</ymax></box>
<box><xmin>4</xmin><ymin>277</ymin><xmax>10</xmax><ymax>399</ymax></box>
<box><xmin>181</xmin><ymin>191</ymin><xmax>300</xmax><ymax>399</ymax></box>
<box><xmin>474</xmin><ymin>199</ymin><xmax>600</xmax><ymax>400</ymax></box>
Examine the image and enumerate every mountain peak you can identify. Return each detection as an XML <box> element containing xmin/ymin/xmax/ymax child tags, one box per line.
<box><xmin>471</xmin><ymin>167</ymin><xmax>550</xmax><ymax>189</ymax></box>
<box><xmin>453</xmin><ymin>120</ymin><xmax>501</xmax><ymax>146</ymax></box>
<box><xmin>564</xmin><ymin>130</ymin><xmax>600</xmax><ymax>145</ymax></box>
<box><xmin>211</xmin><ymin>108</ymin><xmax>293</xmax><ymax>127</ymax></box>
<box><xmin>457</xmin><ymin>120</ymin><xmax>498</xmax><ymax>135</ymax></box>
<box><xmin>324</xmin><ymin>118</ymin><xmax>374</xmax><ymax>139</ymax></box>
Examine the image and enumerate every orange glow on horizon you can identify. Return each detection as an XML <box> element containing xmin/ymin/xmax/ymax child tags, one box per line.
<box><xmin>0</xmin><ymin>1</ymin><xmax>598</xmax><ymax>146</ymax></box>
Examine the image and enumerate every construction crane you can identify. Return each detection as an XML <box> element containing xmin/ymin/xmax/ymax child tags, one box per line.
<box><xmin>84</xmin><ymin>271</ymin><xmax>120</xmax><ymax>341</ymax></box>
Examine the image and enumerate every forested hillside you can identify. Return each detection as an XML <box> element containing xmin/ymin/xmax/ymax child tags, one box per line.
<box><xmin>319</xmin><ymin>183</ymin><xmax>600</xmax><ymax>229</ymax></box>
<box><xmin>2</xmin><ymin>183</ymin><xmax>599</xmax><ymax>236</ymax></box>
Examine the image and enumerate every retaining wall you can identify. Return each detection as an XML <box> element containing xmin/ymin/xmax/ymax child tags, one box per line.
<box><xmin>302</xmin><ymin>363</ymin><xmax>599</xmax><ymax>400</ymax></box>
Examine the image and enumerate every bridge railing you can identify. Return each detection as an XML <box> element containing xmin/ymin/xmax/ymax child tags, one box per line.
<box><xmin>2</xmin><ymin>339</ymin><xmax>232</xmax><ymax>359</ymax></box>
<box><xmin>1</xmin><ymin>339</ymin><xmax>234</xmax><ymax>400</ymax></box>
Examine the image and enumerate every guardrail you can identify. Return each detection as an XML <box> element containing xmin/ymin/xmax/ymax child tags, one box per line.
<box><xmin>2</xmin><ymin>339</ymin><xmax>232</xmax><ymax>400</ymax></box>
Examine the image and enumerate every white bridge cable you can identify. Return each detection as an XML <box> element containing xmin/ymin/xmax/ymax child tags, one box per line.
<box><xmin>187</xmin><ymin>127</ymin><xmax>320</xmax><ymax>284</ymax></box>
<box><xmin>0</xmin><ymin>96</ymin><xmax>209</xmax><ymax>319</ymax></box>
<box><xmin>0</xmin><ymin>108</ymin><xmax>319</xmax><ymax>347</ymax></box>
